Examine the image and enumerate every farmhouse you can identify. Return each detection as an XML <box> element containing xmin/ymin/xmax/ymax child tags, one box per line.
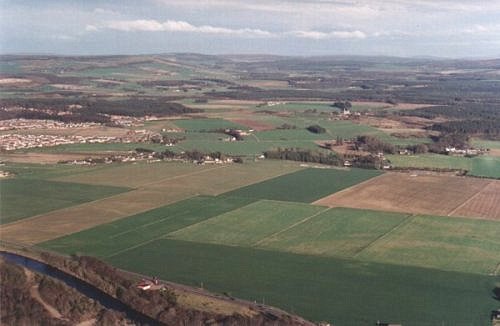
<box><xmin>137</xmin><ymin>283</ymin><xmax>151</xmax><ymax>291</ymax></box>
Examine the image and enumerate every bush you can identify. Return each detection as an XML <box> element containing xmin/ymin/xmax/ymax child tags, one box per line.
<box><xmin>306</xmin><ymin>125</ymin><xmax>326</xmax><ymax>134</ymax></box>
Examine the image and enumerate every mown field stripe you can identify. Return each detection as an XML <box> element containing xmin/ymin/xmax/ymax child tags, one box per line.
<box><xmin>252</xmin><ymin>207</ymin><xmax>331</xmax><ymax>247</ymax></box>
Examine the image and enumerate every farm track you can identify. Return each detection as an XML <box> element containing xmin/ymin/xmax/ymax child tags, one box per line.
<box><xmin>447</xmin><ymin>180</ymin><xmax>493</xmax><ymax>216</ymax></box>
<box><xmin>351</xmin><ymin>214</ymin><xmax>415</xmax><ymax>258</ymax></box>
<box><xmin>252</xmin><ymin>207</ymin><xmax>331</xmax><ymax>247</ymax></box>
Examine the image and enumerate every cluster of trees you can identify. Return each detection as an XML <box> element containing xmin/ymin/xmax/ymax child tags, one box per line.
<box><xmin>354</xmin><ymin>135</ymin><xmax>396</xmax><ymax>154</ymax></box>
<box><xmin>147</xmin><ymin>149</ymin><xmax>243</xmax><ymax>163</ymax></box>
<box><xmin>149</xmin><ymin>134</ymin><xmax>186</xmax><ymax>145</ymax></box>
<box><xmin>277</xmin><ymin>123</ymin><xmax>297</xmax><ymax>130</ymax></box>
<box><xmin>264</xmin><ymin>147</ymin><xmax>384</xmax><ymax>169</ymax></box>
<box><xmin>0</xmin><ymin>108</ymin><xmax>112</xmax><ymax>124</ymax></box>
<box><xmin>332</xmin><ymin>101</ymin><xmax>352</xmax><ymax>110</ymax></box>
<box><xmin>0</xmin><ymin>260</ymin><xmax>56</xmax><ymax>325</ymax></box>
<box><xmin>426</xmin><ymin>133</ymin><xmax>470</xmax><ymax>153</ymax></box>
<box><xmin>264</xmin><ymin>148</ymin><xmax>342</xmax><ymax>166</ymax></box>
<box><xmin>306</xmin><ymin>124</ymin><xmax>326</xmax><ymax>134</ymax></box>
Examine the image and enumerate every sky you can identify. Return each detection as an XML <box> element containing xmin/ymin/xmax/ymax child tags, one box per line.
<box><xmin>1</xmin><ymin>0</ymin><xmax>500</xmax><ymax>57</ymax></box>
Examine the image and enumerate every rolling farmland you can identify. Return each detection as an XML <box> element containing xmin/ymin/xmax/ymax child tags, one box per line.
<box><xmin>2</xmin><ymin>53</ymin><xmax>500</xmax><ymax>326</ymax></box>
<box><xmin>41</xmin><ymin>171</ymin><xmax>500</xmax><ymax>324</ymax></box>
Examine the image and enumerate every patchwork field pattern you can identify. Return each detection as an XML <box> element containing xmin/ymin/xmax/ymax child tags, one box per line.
<box><xmin>39</xmin><ymin>164</ymin><xmax>500</xmax><ymax>324</ymax></box>
<box><xmin>106</xmin><ymin>239</ymin><xmax>498</xmax><ymax>326</ymax></box>
<box><xmin>44</xmin><ymin>197</ymin><xmax>500</xmax><ymax>275</ymax></box>
<box><xmin>167</xmin><ymin>204</ymin><xmax>500</xmax><ymax>275</ymax></box>
<box><xmin>314</xmin><ymin>173</ymin><xmax>500</xmax><ymax>219</ymax></box>
<box><xmin>0</xmin><ymin>161</ymin><xmax>303</xmax><ymax>244</ymax></box>
<box><xmin>42</xmin><ymin>195</ymin><xmax>255</xmax><ymax>257</ymax></box>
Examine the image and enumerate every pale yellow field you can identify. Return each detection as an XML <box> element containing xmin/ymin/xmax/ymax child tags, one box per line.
<box><xmin>0</xmin><ymin>153</ymin><xmax>110</xmax><ymax>164</ymax></box>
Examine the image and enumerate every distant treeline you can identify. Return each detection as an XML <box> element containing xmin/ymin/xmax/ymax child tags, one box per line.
<box><xmin>264</xmin><ymin>148</ymin><xmax>383</xmax><ymax>169</ymax></box>
<box><xmin>0</xmin><ymin>97</ymin><xmax>201</xmax><ymax>123</ymax></box>
<box><xmin>404</xmin><ymin>104</ymin><xmax>500</xmax><ymax>120</ymax></box>
<box><xmin>151</xmin><ymin>149</ymin><xmax>243</xmax><ymax>163</ymax></box>
<box><xmin>403</xmin><ymin>104</ymin><xmax>500</xmax><ymax>139</ymax></box>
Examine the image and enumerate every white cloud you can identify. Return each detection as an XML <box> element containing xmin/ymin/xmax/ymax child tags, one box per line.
<box><xmin>51</xmin><ymin>34</ymin><xmax>76</xmax><ymax>41</ymax></box>
<box><xmin>102</xmin><ymin>19</ymin><xmax>274</xmax><ymax>37</ymax></box>
<box><xmin>97</xmin><ymin>18</ymin><xmax>367</xmax><ymax>40</ymax></box>
<box><xmin>462</xmin><ymin>24</ymin><xmax>500</xmax><ymax>34</ymax></box>
<box><xmin>85</xmin><ymin>25</ymin><xmax>98</xmax><ymax>32</ymax></box>
<box><xmin>93</xmin><ymin>8</ymin><xmax>120</xmax><ymax>15</ymax></box>
<box><xmin>290</xmin><ymin>30</ymin><xmax>366</xmax><ymax>40</ymax></box>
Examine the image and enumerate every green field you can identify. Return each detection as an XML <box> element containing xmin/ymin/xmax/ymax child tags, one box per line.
<box><xmin>254</xmin><ymin>128</ymin><xmax>327</xmax><ymax>141</ymax></box>
<box><xmin>223</xmin><ymin>168</ymin><xmax>381</xmax><ymax>203</ymax></box>
<box><xmin>0</xmin><ymin>178</ymin><xmax>129</xmax><ymax>224</ymax></box>
<box><xmin>173</xmin><ymin>138</ymin><xmax>321</xmax><ymax>156</ymax></box>
<box><xmin>167</xmin><ymin>203</ymin><xmax>500</xmax><ymax>275</ymax></box>
<box><xmin>41</xmin><ymin>195</ymin><xmax>255</xmax><ymax>257</ymax></box>
<box><xmin>0</xmin><ymin>162</ymin><xmax>111</xmax><ymax>180</ymax></box>
<box><xmin>386</xmin><ymin>154</ymin><xmax>500</xmax><ymax>178</ymax></box>
<box><xmin>173</xmin><ymin>118</ymin><xmax>247</xmax><ymax>131</ymax></box>
<box><xmin>357</xmin><ymin>214</ymin><xmax>500</xmax><ymax>275</ymax></box>
<box><xmin>259</xmin><ymin>208</ymin><xmax>411</xmax><ymax>257</ymax></box>
<box><xmin>387</xmin><ymin>153</ymin><xmax>470</xmax><ymax>169</ymax></box>
<box><xmin>106</xmin><ymin>239</ymin><xmax>498</xmax><ymax>326</ymax></box>
<box><xmin>169</xmin><ymin>200</ymin><xmax>325</xmax><ymax>246</ymax></box>
<box><xmin>469</xmin><ymin>155</ymin><xmax>500</xmax><ymax>178</ymax></box>
<box><xmin>471</xmin><ymin>139</ymin><xmax>500</xmax><ymax>149</ymax></box>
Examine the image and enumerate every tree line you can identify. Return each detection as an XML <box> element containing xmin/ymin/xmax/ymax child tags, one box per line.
<box><xmin>0</xmin><ymin>97</ymin><xmax>200</xmax><ymax>123</ymax></box>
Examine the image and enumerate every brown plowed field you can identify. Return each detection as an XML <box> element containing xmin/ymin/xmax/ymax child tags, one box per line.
<box><xmin>451</xmin><ymin>181</ymin><xmax>500</xmax><ymax>220</ymax></box>
<box><xmin>313</xmin><ymin>173</ymin><xmax>499</xmax><ymax>220</ymax></box>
